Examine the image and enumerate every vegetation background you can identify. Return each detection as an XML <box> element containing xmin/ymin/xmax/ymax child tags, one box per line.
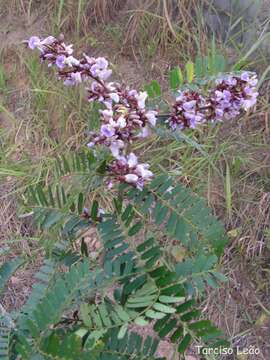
<box><xmin>0</xmin><ymin>0</ymin><xmax>270</xmax><ymax>358</ymax></box>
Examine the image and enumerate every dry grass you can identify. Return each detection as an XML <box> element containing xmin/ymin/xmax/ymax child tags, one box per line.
<box><xmin>205</xmin><ymin>257</ymin><xmax>270</xmax><ymax>359</ymax></box>
<box><xmin>124</xmin><ymin>0</ymin><xmax>208</xmax><ymax>58</ymax></box>
<box><xmin>0</xmin><ymin>178</ymin><xmax>42</xmax><ymax>311</ymax></box>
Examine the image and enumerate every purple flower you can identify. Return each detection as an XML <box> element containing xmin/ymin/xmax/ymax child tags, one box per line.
<box><xmin>127</xmin><ymin>153</ymin><xmax>138</xmax><ymax>168</ymax></box>
<box><xmin>107</xmin><ymin>180</ymin><xmax>114</xmax><ymax>189</ymax></box>
<box><xmin>95</xmin><ymin>57</ymin><xmax>108</xmax><ymax>69</ymax></box>
<box><xmin>208</xmin><ymin>72</ymin><xmax>258</xmax><ymax>122</ymax></box>
<box><xmin>98</xmin><ymin>69</ymin><xmax>112</xmax><ymax>81</ymax></box>
<box><xmin>128</xmin><ymin>89</ymin><xmax>138</xmax><ymax>97</ymax></box>
<box><xmin>241</xmin><ymin>72</ymin><xmax>250</xmax><ymax>82</ymax></box>
<box><xmin>44</xmin><ymin>53</ymin><xmax>54</xmax><ymax>59</ymax></box>
<box><xmin>137</xmin><ymin>126</ymin><xmax>151</xmax><ymax>138</ymax></box>
<box><xmin>63</xmin><ymin>79</ymin><xmax>74</xmax><ymax>86</ymax></box>
<box><xmin>249</xmin><ymin>77</ymin><xmax>258</xmax><ymax>87</ymax></box>
<box><xmin>110</xmin><ymin>93</ymin><xmax>120</xmax><ymax>103</ymax></box>
<box><xmin>28</xmin><ymin>36</ymin><xmax>41</xmax><ymax>50</ymax></box>
<box><xmin>135</xmin><ymin>163</ymin><xmax>153</xmax><ymax>180</ymax></box>
<box><xmin>214</xmin><ymin>90</ymin><xmax>231</xmax><ymax>103</ymax></box>
<box><xmin>125</xmin><ymin>174</ymin><xmax>139</xmax><ymax>184</ymax></box>
<box><xmin>223</xmin><ymin>90</ymin><xmax>231</xmax><ymax>102</ymax></box>
<box><xmin>90</xmin><ymin>58</ymin><xmax>111</xmax><ymax>81</ymax></box>
<box><xmin>63</xmin><ymin>72</ymin><xmax>82</xmax><ymax>86</ymax></box>
<box><xmin>135</xmin><ymin>91</ymin><xmax>148</xmax><ymax>109</ymax></box>
<box><xmin>216</xmin><ymin>75</ymin><xmax>236</xmax><ymax>86</ymax></box>
<box><xmin>100</xmin><ymin>109</ymin><xmax>113</xmax><ymax>121</ymax></box>
<box><xmin>100</xmin><ymin>124</ymin><xmax>115</xmax><ymax>137</ymax></box>
<box><xmin>87</xmin><ymin>141</ymin><xmax>95</xmax><ymax>148</ymax></box>
<box><xmin>90</xmin><ymin>64</ymin><xmax>100</xmax><ymax>77</ymax></box>
<box><xmin>63</xmin><ymin>43</ymin><xmax>73</xmax><ymax>55</ymax></box>
<box><xmin>108</xmin><ymin>154</ymin><xmax>153</xmax><ymax>189</ymax></box>
<box><xmin>64</xmin><ymin>56</ymin><xmax>80</xmax><ymax>67</ymax></box>
<box><xmin>55</xmin><ymin>55</ymin><xmax>66</xmax><ymax>69</ymax></box>
<box><xmin>226</xmin><ymin>77</ymin><xmax>237</xmax><ymax>86</ymax></box>
<box><xmin>72</xmin><ymin>72</ymin><xmax>82</xmax><ymax>83</ymax></box>
<box><xmin>103</xmin><ymin>100</ymin><xmax>113</xmax><ymax>109</ymax></box>
<box><xmin>110</xmin><ymin>140</ymin><xmax>124</xmax><ymax>158</ymax></box>
<box><xmin>241</xmin><ymin>97</ymin><xmax>257</xmax><ymax>110</ymax></box>
<box><xmin>184</xmin><ymin>113</ymin><xmax>203</xmax><ymax>128</ymax></box>
<box><xmin>168</xmin><ymin>90</ymin><xmax>206</xmax><ymax>130</ymax></box>
<box><xmin>183</xmin><ymin>100</ymin><xmax>196</xmax><ymax>111</ymax></box>
<box><xmin>215</xmin><ymin>108</ymin><xmax>224</xmax><ymax>120</ymax></box>
<box><xmin>145</xmin><ymin>110</ymin><xmax>157</xmax><ymax>126</ymax></box>
<box><xmin>83</xmin><ymin>54</ymin><xmax>96</xmax><ymax>65</ymax></box>
<box><xmin>41</xmin><ymin>36</ymin><xmax>56</xmax><ymax>46</ymax></box>
<box><xmin>116</xmin><ymin>116</ymin><xmax>127</xmax><ymax>128</ymax></box>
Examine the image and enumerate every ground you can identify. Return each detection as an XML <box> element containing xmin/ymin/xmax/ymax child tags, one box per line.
<box><xmin>0</xmin><ymin>1</ymin><xmax>270</xmax><ymax>359</ymax></box>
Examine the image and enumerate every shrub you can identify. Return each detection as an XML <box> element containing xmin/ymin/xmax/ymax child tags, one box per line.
<box><xmin>0</xmin><ymin>35</ymin><xmax>258</xmax><ymax>359</ymax></box>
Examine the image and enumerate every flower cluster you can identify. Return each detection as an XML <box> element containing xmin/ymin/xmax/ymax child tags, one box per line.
<box><xmin>27</xmin><ymin>35</ymin><xmax>156</xmax><ymax>189</ymax></box>
<box><xmin>28</xmin><ymin>35</ymin><xmax>258</xmax><ymax>189</ymax></box>
<box><xmin>167</xmin><ymin>90</ymin><xmax>206</xmax><ymax>130</ymax></box>
<box><xmin>208</xmin><ymin>72</ymin><xmax>258</xmax><ymax>121</ymax></box>
<box><xmin>168</xmin><ymin>72</ymin><xmax>258</xmax><ymax>130</ymax></box>
<box><xmin>28</xmin><ymin>35</ymin><xmax>112</xmax><ymax>86</ymax></box>
<box><xmin>108</xmin><ymin>153</ymin><xmax>153</xmax><ymax>190</ymax></box>
<box><xmin>88</xmin><ymin>90</ymin><xmax>157</xmax><ymax>158</ymax></box>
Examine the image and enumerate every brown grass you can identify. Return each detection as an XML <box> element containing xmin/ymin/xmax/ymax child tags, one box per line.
<box><xmin>124</xmin><ymin>0</ymin><xmax>208</xmax><ymax>57</ymax></box>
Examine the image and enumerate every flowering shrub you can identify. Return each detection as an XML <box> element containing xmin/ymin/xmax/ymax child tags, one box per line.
<box><xmin>0</xmin><ymin>35</ymin><xmax>259</xmax><ymax>360</ymax></box>
<box><xmin>27</xmin><ymin>35</ymin><xmax>258</xmax><ymax>190</ymax></box>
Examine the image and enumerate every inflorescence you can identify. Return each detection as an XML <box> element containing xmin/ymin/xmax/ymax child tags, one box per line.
<box><xmin>167</xmin><ymin>73</ymin><xmax>258</xmax><ymax>130</ymax></box>
<box><xmin>27</xmin><ymin>35</ymin><xmax>258</xmax><ymax>189</ymax></box>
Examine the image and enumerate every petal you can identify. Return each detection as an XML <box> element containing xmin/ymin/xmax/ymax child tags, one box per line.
<box><xmin>127</xmin><ymin>153</ymin><xmax>138</xmax><ymax>168</ymax></box>
<box><xmin>125</xmin><ymin>174</ymin><xmax>139</xmax><ymax>183</ymax></box>
<box><xmin>28</xmin><ymin>36</ymin><xmax>41</xmax><ymax>49</ymax></box>
<box><xmin>41</xmin><ymin>36</ymin><xmax>56</xmax><ymax>45</ymax></box>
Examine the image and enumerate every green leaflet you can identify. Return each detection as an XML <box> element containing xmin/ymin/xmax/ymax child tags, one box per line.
<box><xmin>171</xmin><ymin>328</ymin><xmax>184</xmax><ymax>344</ymax></box>
<box><xmin>117</xmin><ymin>324</ymin><xmax>128</xmax><ymax>339</ymax></box>
<box><xmin>144</xmin><ymin>79</ymin><xmax>161</xmax><ymax>98</ymax></box>
<box><xmin>134</xmin><ymin>317</ymin><xmax>149</xmax><ymax>326</ymax></box>
<box><xmin>169</xmin><ymin>66</ymin><xmax>183</xmax><ymax>89</ymax></box>
<box><xmin>127</xmin><ymin>295</ymin><xmax>157</xmax><ymax>305</ymax></box>
<box><xmin>152</xmin><ymin>303</ymin><xmax>176</xmax><ymax>314</ymax></box>
<box><xmin>42</xmin><ymin>210</ymin><xmax>65</xmax><ymax>229</ymax></box>
<box><xmin>77</xmin><ymin>192</ymin><xmax>84</xmax><ymax>214</ymax></box>
<box><xmin>128</xmin><ymin>221</ymin><xmax>143</xmax><ymax>236</ymax></box>
<box><xmin>91</xmin><ymin>200</ymin><xmax>99</xmax><ymax>221</ymax></box>
<box><xmin>185</xmin><ymin>61</ymin><xmax>194</xmax><ymax>83</ymax></box>
<box><xmin>178</xmin><ymin>333</ymin><xmax>192</xmax><ymax>353</ymax></box>
<box><xmin>127</xmin><ymin>174</ymin><xmax>228</xmax><ymax>256</ymax></box>
<box><xmin>159</xmin><ymin>296</ymin><xmax>185</xmax><ymax>304</ymax></box>
<box><xmin>159</xmin><ymin>319</ymin><xmax>178</xmax><ymax>338</ymax></box>
<box><xmin>145</xmin><ymin>310</ymin><xmax>166</xmax><ymax>320</ymax></box>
